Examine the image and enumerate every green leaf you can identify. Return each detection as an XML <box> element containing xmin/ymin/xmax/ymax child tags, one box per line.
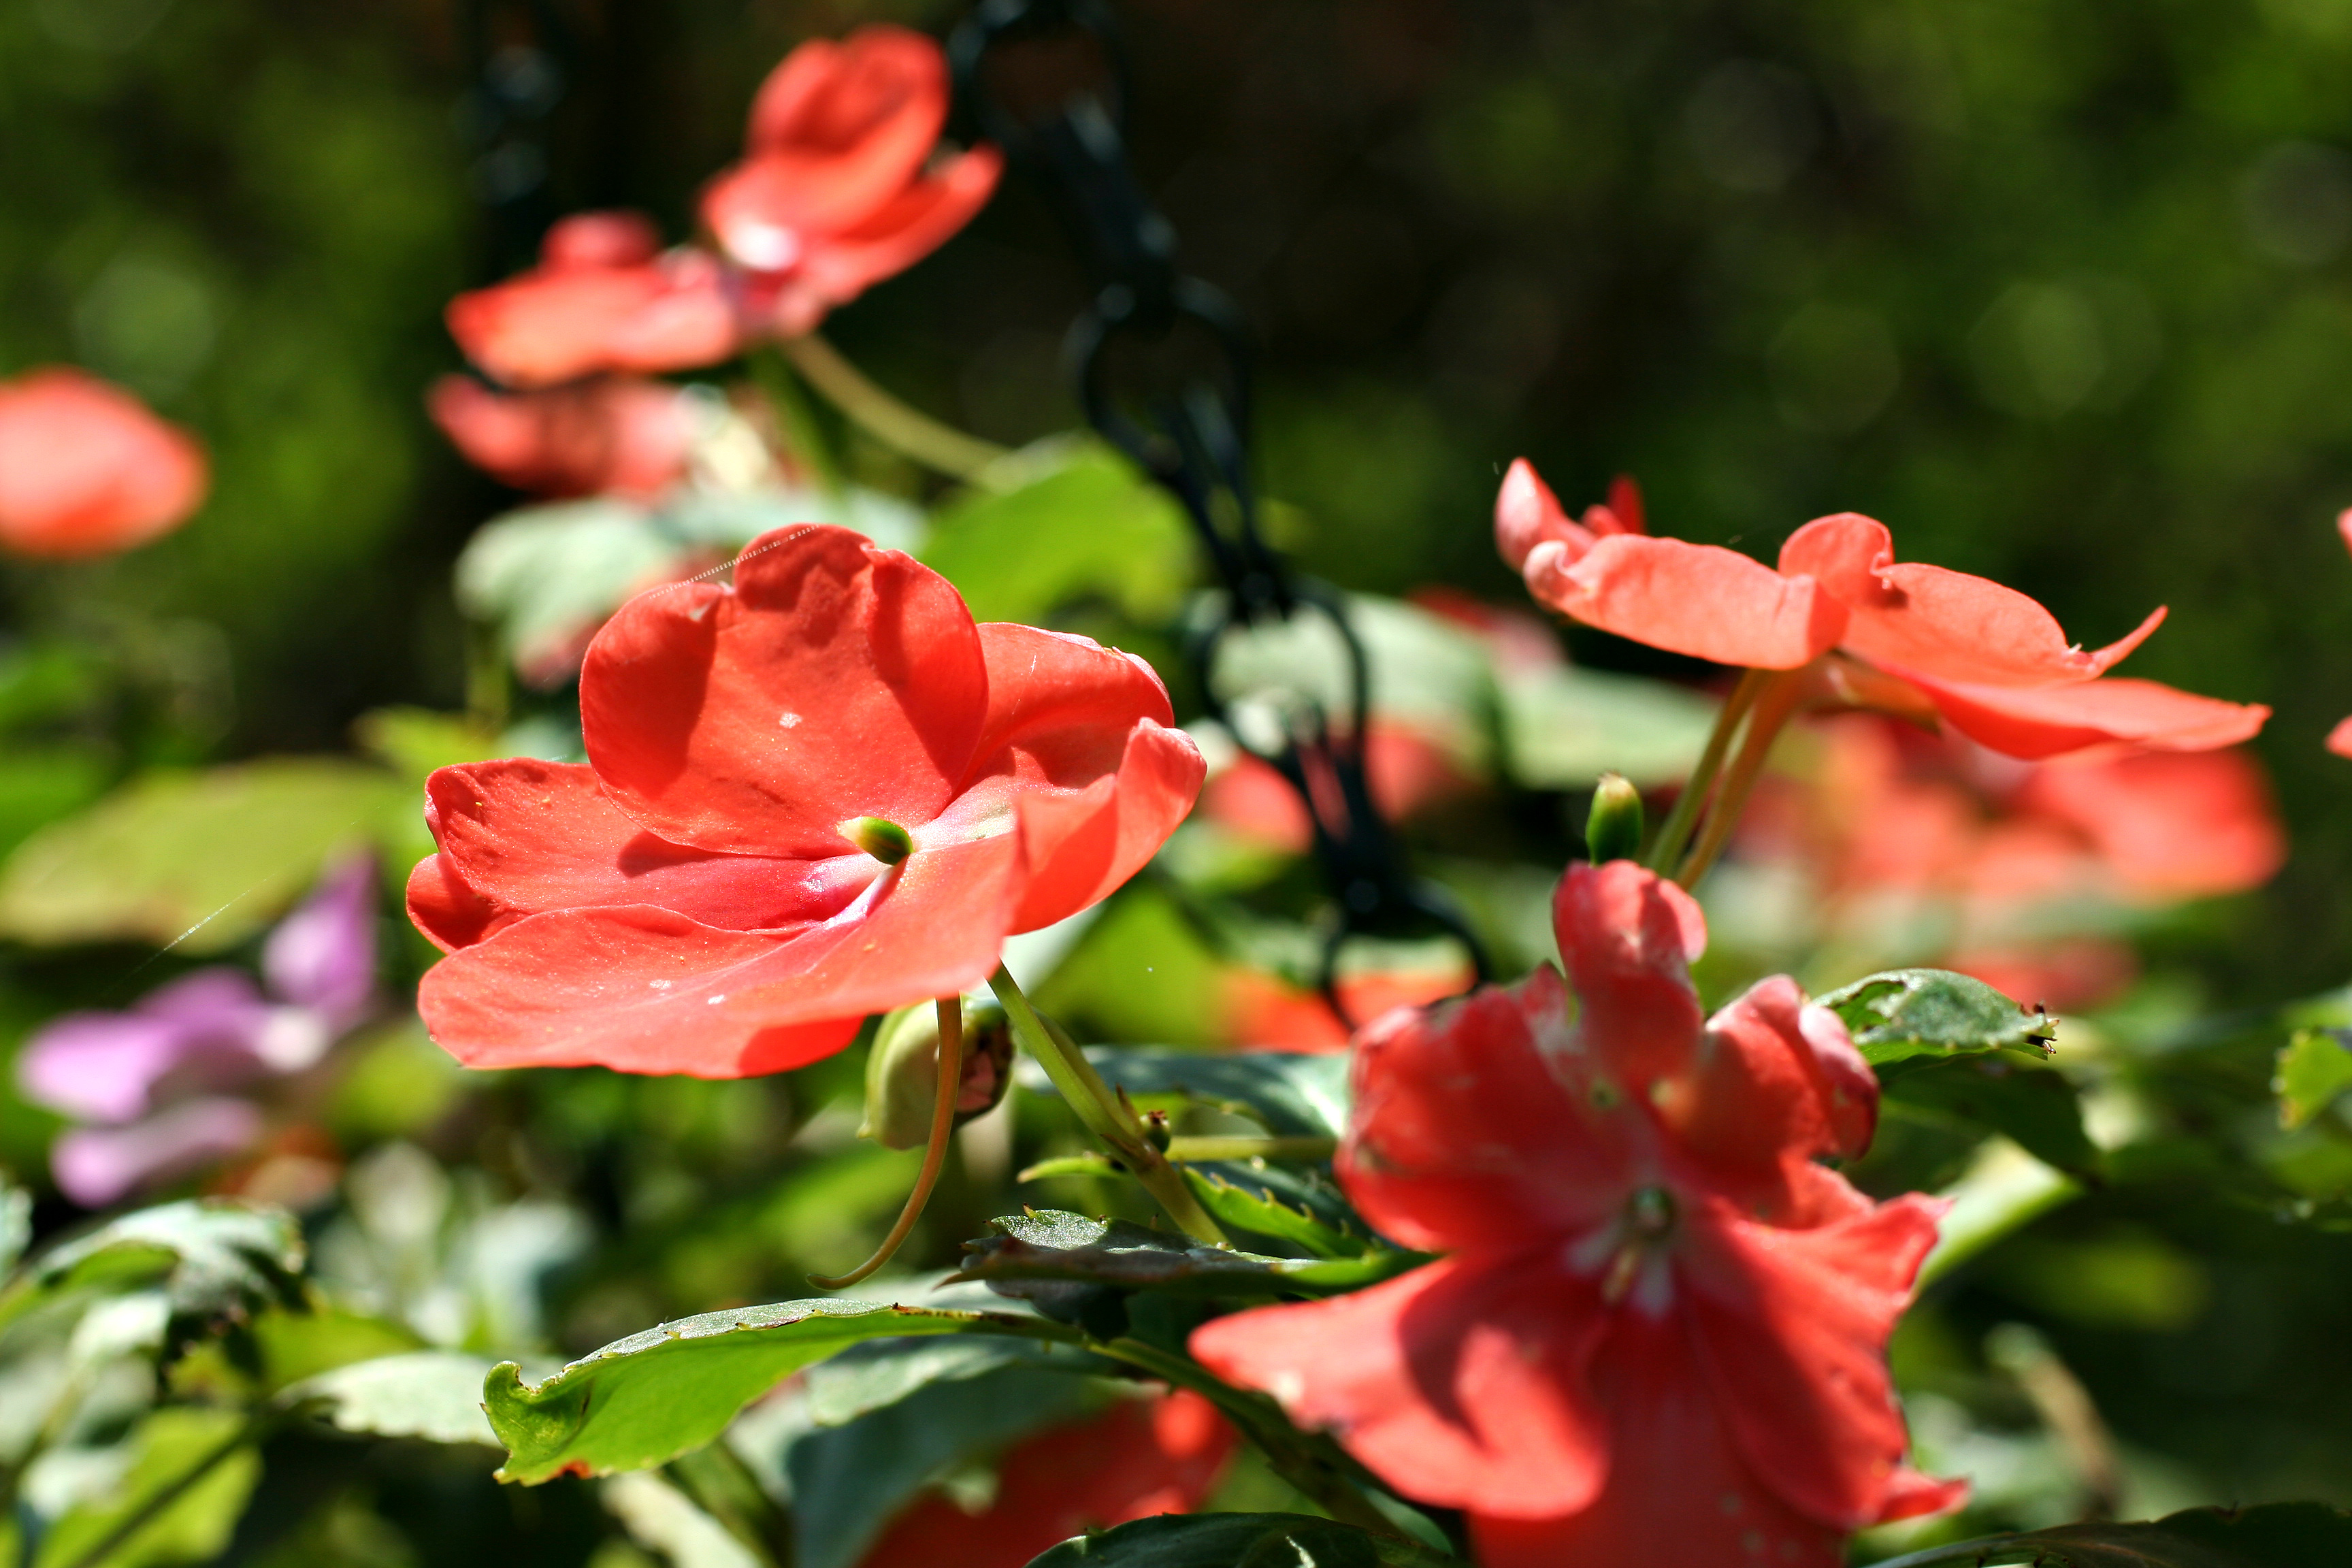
<box><xmin>1918</xmin><ymin>1138</ymin><xmax>2082</xmax><ymax>1288</ymax></box>
<box><xmin>1886</xmin><ymin>1060</ymin><xmax>2102</xmax><ymax>1183</ymax></box>
<box><xmin>2276</xmin><ymin>1029</ymin><xmax>2352</xmax><ymax>1130</ymax></box>
<box><xmin>483</xmin><ymin>1296</ymin><xmax>1064</xmax><ymax>1484</ymax></box>
<box><xmin>31</xmin><ymin>1407</ymin><xmax>262</xmax><ymax>1568</ymax></box>
<box><xmin>800</xmin><ymin>1332</ymin><xmax>1104</xmax><ymax>1429</ymax></box>
<box><xmin>0</xmin><ymin>1179</ymin><xmax>28</xmax><ymax>1276</ymax></box>
<box><xmin>284</xmin><ymin>1350</ymin><xmax>504</xmax><ymax>1447</ymax></box>
<box><xmin>1861</xmin><ymin>1500</ymin><xmax>2352</xmax><ymax>1567</ymax></box>
<box><xmin>923</xmin><ymin>444</ymin><xmax>1194</xmax><ymax>626</ymax></box>
<box><xmin>1026</xmin><ymin>1048</ymin><xmax>1354</xmax><ymax>1139</ymax></box>
<box><xmin>0</xmin><ymin>1200</ymin><xmax>304</xmax><ymax>1340</ymax></box>
<box><xmin>1498</xmin><ymin>662</ymin><xmax>1720</xmax><ymax>789</ymax></box>
<box><xmin>961</xmin><ymin>1211</ymin><xmax>1419</xmax><ymax>1307</ymax></box>
<box><xmin>1024</xmin><ymin>1512</ymin><xmax>1456</xmax><ymax>1567</ymax></box>
<box><xmin>1183</xmin><ymin>1169</ymin><xmax>1371</xmax><ymax>1259</ymax></box>
<box><xmin>1818</xmin><ymin>968</ymin><xmax>2057</xmax><ymax>1077</ymax></box>
<box><xmin>0</xmin><ymin>760</ymin><xmax>402</xmax><ymax>951</ymax></box>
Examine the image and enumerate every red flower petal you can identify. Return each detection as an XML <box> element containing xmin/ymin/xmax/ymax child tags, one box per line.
<box><xmin>1340</xmin><ymin>968</ymin><xmax>1633</xmax><ymax>1253</ymax></box>
<box><xmin>743</xmin><ymin>27</ymin><xmax>945</xmax><ymax>203</ymax></box>
<box><xmin>1781</xmin><ymin>512</ymin><xmax>2163</xmax><ymax>685</ymax></box>
<box><xmin>1189</xmin><ymin>1254</ymin><xmax>1612</xmax><ymax>1518</ymax></box>
<box><xmin>2332</xmin><ymin>715</ymin><xmax>2352</xmax><ymax>758</ymax></box>
<box><xmin>1680</xmin><ymin>1192</ymin><xmax>1947</xmax><ymax>1530</ymax></box>
<box><xmin>1525</xmin><ymin>533</ymin><xmax>1846</xmax><ymax>670</ymax></box>
<box><xmin>780</xmin><ymin>148</ymin><xmax>1005</xmax><ymax>323</ymax></box>
<box><xmin>1895</xmin><ymin>670</ymin><xmax>2270</xmax><ymax>759</ymax></box>
<box><xmin>427</xmin><ymin>374</ymin><xmax>696</xmax><ymax>498</ymax></box>
<box><xmin>1003</xmin><ymin>723</ymin><xmax>1203</xmax><ymax>931</ymax></box>
<box><xmin>0</xmin><ymin>368</ymin><xmax>207</xmax><ymax>559</ymax></box>
<box><xmin>445</xmin><ymin>242</ymin><xmax>740</xmax><ymax>389</ymax></box>
<box><xmin>540</xmin><ymin>211</ymin><xmax>662</xmax><ymax>270</ymax></box>
<box><xmin>1470</xmin><ymin>1309</ymin><xmax>1847</xmax><ymax>1568</ymax></box>
<box><xmin>1876</xmin><ymin>1467</ymin><xmax>1971</xmax><ymax>1524</ymax></box>
<box><xmin>1552</xmin><ymin>860</ymin><xmax>1710</xmax><ymax>1094</ymax></box>
<box><xmin>581</xmin><ymin>525</ymin><xmax>990</xmax><ymax>858</ymax></box>
<box><xmin>418</xmin><ymin>832</ymin><xmax>1020</xmax><ymax>1077</ymax></box>
<box><xmin>2014</xmin><ymin>747</ymin><xmax>2284</xmax><ymax>900</ymax></box>
<box><xmin>1494</xmin><ymin>457</ymin><xmax>1591</xmax><ymax>572</ymax></box>
<box><xmin>406</xmin><ymin>759</ymin><xmax>870</xmax><ymax>953</ymax></box>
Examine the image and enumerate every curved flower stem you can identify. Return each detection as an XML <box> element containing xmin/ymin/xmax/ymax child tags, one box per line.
<box><xmin>1096</xmin><ymin>1335</ymin><xmax>1407</xmax><ymax>1542</ymax></box>
<box><xmin>747</xmin><ymin>342</ymin><xmax>845</xmax><ymax>494</ymax></box>
<box><xmin>808</xmin><ymin>996</ymin><xmax>964</xmax><ymax>1290</ymax></box>
<box><xmin>779</xmin><ymin>332</ymin><xmax>1011</xmax><ymax>485</ymax></box>
<box><xmin>1643</xmin><ymin>667</ymin><xmax>1767</xmax><ymax>874</ymax></box>
<box><xmin>987</xmin><ymin>965</ymin><xmax>1230</xmax><ymax>1246</ymax></box>
<box><xmin>1674</xmin><ymin>666</ymin><xmax>1810</xmax><ymax>889</ymax></box>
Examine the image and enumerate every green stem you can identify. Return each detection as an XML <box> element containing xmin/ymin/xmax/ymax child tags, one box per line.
<box><xmin>1096</xmin><ymin>1336</ymin><xmax>1405</xmax><ymax>1541</ymax></box>
<box><xmin>1674</xmin><ymin>666</ymin><xmax>1808</xmax><ymax>889</ymax></box>
<box><xmin>1165</xmin><ymin>1135</ymin><xmax>1337</xmax><ymax>1162</ymax></box>
<box><xmin>57</xmin><ymin>1412</ymin><xmax>270</xmax><ymax>1568</ymax></box>
<box><xmin>1857</xmin><ymin>1535</ymin><xmax>2084</xmax><ymax>1568</ymax></box>
<box><xmin>1643</xmin><ymin>668</ymin><xmax>1767</xmax><ymax>873</ymax></box>
<box><xmin>779</xmin><ymin>333</ymin><xmax>1010</xmax><ymax>485</ymax></box>
<box><xmin>808</xmin><ymin>997</ymin><xmax>963</xmax><ymax>1290</ymax></box>
<box><xmin>988</xmin><ymin>966</ymin><xmax>1230</xmax><ymax>1246</ymax></box>
<box><xmin>747</xmin><ymin>344</ymin><xmax>844</xmax><ymax>494</ymax></box>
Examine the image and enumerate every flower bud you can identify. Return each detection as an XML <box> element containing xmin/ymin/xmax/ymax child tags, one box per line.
<box><xmin>1584</xmin><ymin>772</ymin><xmax>1644</xmax><ymax>864</ymax></box>
<box><xmin>858</xmin><ymin>998</ymin><xmax>1015</xmax><ymax>1149</ymax></box>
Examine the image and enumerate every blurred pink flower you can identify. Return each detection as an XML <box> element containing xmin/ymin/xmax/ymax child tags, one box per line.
<box><xmin>428</xmin><ymin>374</ymin><xmax>699</xmax><ymax>497</ymax></box>
<box><xmin>0</xmin><ymin>367</ymin><xmax>207</xmax><ymax>559</ymax></box>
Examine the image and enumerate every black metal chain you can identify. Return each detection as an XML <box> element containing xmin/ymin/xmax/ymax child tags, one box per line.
<box><xmin>950</xmin><ymin>0</ymin><xmax>1488</xmax><ymax>1015</ymax></box>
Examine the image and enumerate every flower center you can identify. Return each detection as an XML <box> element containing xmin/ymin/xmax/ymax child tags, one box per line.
<box><xmin>841</xmin><ymin>815</ymin><xmax>915</xmax><ymax>865</ymax></box>
<box><xmin>1601</xmin><ymin>1184</ymin><xmax>1677</xmax><ymax>1306</ymax></box>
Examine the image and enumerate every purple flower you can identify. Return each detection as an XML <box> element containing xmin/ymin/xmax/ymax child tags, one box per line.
<box><xmin>14</xmin><ymin>858</ymin><xmax>379</xmax><ymax>1207</ymax></box>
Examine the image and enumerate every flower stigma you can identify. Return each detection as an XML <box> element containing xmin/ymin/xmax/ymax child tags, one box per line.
<box><xmin>842</xmin><ymin>815</ymin><xmax>915</xmax><ymax>865</ymax></box>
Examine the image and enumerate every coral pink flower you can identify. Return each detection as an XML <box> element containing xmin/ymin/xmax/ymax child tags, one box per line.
<box><xmin>2328</xmin><ymin>510</ymin><xmax>2352</xmax><ymax>759</ymax></box>
<box><xmin>2014</xmin><ymin>748</ymin><xmax>2283</xmax><ymax>902</ymax></box>
<box><xmin>446</xmin><ymin>212</ymin><xmax>741</xmax><ymax>389</ymax></box>
<box><xmin>1218</xmin><ymin>962</ymin><xmax>1476</xmax><ymax>1052</ymax></box>
<box><xmin>1200</xmin><ymin>722</ymin><xmax>1473</xmax><ymax>856</ymax></box>
<box><xmin>0</xmin><ymin>368</ymin><xmax>206</xmax><ymax>559</ymax></box>
<box><xmin>1190</xmin><ymin>860</ymin><xmax>1959</xmax><ymax>1567</ymax></box>
<box><xmin>858</xmin><ymin>1390</ymin><xmax>1234</xmax><ymax>1568</ymax></box>
<box><xmin>428</xmin><ymin>374</ymin><xmax>700</xmax><ymax>498</ymax></box>
<box><xmin>410</xmin><ymin>523</ymin><xmax>1203</xmax><ymax>1077</ymax></box>
<box><xmin>1498</xmin><ymin>460</ymin><xmax>2268</xmax><ymax>758</ymax></box>
<box><xmin>702</xmin><ymin>26</ymin><xmax>1002</xmax><ymax>336</ymax></box>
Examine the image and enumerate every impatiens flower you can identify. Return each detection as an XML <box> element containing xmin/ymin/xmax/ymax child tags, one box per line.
<box><xmin>2328</xmin><ymin>510</ymin><xmax>2352</xmax><ymax>759</ymax></box>
<box><xmin>409</xmin><ymin>523</ymin><xmax>1203</xmax><ymax>1077</ymax></box>
<box><xmin>0</xmin><ymin>366</ymin><xmax>207</xmax><ymax>559</ymax></box>
<box><xmin>1498</xmin><ymin>459</ymin><xmax>2268</xmax><ymax>758</ymax></box>
<box><xmin>702</xmin><ymin>25</ymin><xmax>1002</xmax><ymax>336</ymax></box>
<box><xmin>858</xmin><ymin>1390</ymin><xmax>1234</xmax><ymax>1568</ymax></box>
<box><xmin>1190</xmin><ymin>860</ymin><xmax>1960</xmax><ymax>1567</ymax></box>
<box><xmin>17</xmin><ymin>859</ymin><xmax>378</xmax><ymax>1207</ymax></box>
<box><xmin>446</xmin><ymin>212</ymin><xmax>742</xmax><ymax>389</ymax></box>
<box><xmin>429</xmin><ymin>374</ymin><xmax>700</xmax><ymax>498</ymax></box>
<box><xmin>1200</xmin><ymin>721</ymin><xmax>1473</xmax><ymax>855</ymax></box>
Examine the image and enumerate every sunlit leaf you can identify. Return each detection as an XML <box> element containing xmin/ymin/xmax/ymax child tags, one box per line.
<box><xmin>1022</xmin><ymin>1048</ymin><xmax>1354</xmax><ymax>1139</ymax></box>
<box><xmin>2275</xmin><ymin>1029</ymin><xmax>2352</xmax><ymax>1130</ymax></box>
<box><xmin>0</xmin><ymin>1200</ymin><xmax>304</xmax><ymax>1341</ymax></box>
<box><xmin>961</xmin><ymin>1210</ymin><xmax>1419</xmax><ymax>1307</ymax></box>
<box><xmin>483</xmin><ymin>1297</ymin><xmax>1065</xmax><ymax>1484</ymax></box>
<box><xmin>0</xmin><ymin>760</ymin><xmax>402</xmax><ymax>951</ymax></box>
<box><xmin>924</xmin><ymin>444</ymin><xmax>1194</xmax><ymax>626</ymax></box>
<box><xmin>31</xmin><ymin>1407</ymin><xmax>262</xmax><ymax>1568</ymax></box>
<box><xmin>1818</xmin><ymin>968</ymin><xmax>2057</xmax><ymax>1077</ymax></box>
<box><xmin>285</xmin><ymin>1350</ymin><xmax>504</xmax><ymax>1447</ymax></box>
<box><xmin>1859</xmin><ymin>1500</ymin><xmax>2352</xmax><ymax>1567</ymax></box>
<box><xmin>1918</xmin><ymin>1138</ymin><xmax>2082</xmax><ymax>1287</ymax></box>
<box><xmin>1183</xmin><ymin>1168</ymin><xmax>1369</xmax><ymax>1259</ymax></box>
<box><xmin>1497</xmin><ymin>663</ymin><xmax>1718</xmax><ymax>789</ymax></box>
<box><xmin>1024</xmin><ymin>1511</ymin><xmax>1456</xmax><ymax>1567</ymax></box>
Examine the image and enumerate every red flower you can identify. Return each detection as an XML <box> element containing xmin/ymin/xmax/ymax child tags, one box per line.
<box><xmin>446</xmin><ymin>212</ymin><xmax>741</xmax><ymax>389</ymax></box>
<box><xmin>1498</xmin><ymin>459</ymin><xmax>2268</xmax><ymax>758</ymax></box>
<box><xmin>1190</xmin><ymin>860</ymin><xmax>1959</xmax><ymax>1567</ymax></box>
<box><xmin>702</xmin><ymin>26</ymin><xmax>1002</xmax><ymax>336</ymax></box>
<box><xmin>408</xmin><ymin>523</ymin><xmax>1203</xmax><ymax>1077</ymax></box>
<box><xmin>2330</xmin><ymin>509</ymin><xmax>2352</xmax><ymax>759</ymax></box>
<box><xmin>858</xmin><ymin>1390</ymin><xmax>1235</xmax><ymax>1568</ymax></box>
<box><xmin>428</xmin><ymin>374</ymin><xmax>699</xmax><ymax>498</ymax></box>
<box><xmin>0</xmin><ymin>367</ymin><xmax>206</xmax><ymax>559</ymax></box>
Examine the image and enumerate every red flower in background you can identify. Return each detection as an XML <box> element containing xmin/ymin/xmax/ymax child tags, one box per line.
<box><xmin>410</xmin><ymin>523</ymin><xmax>1203</xmax><ymax>1077</ymax></box>
<box><xmin>0</xmin><ymin>367</ymin><xmax>206</xmax><ymax>559</ymax></box>
<box><xmin>702</xmin><ymin>26</ymin><xmax>1002</xmax><ymax>337</ymax></box>
<box><xmin>1218</xmin><ymin>961</ymin><xmax>1476</xmax><ymax>1053</ymax></box>
<box><xmin>1497</xmin><ymin>460</ymin><xmax>2268</xmax><ymax>758</ymax></box>
<box><xmin>1190</xmin><ymin>860</ymin><xmax>1959</xmax><ymax>1567</ymax></box>
<box><xmin>446</xmin><ymin>212</ymin><xmax>742</xmax><ymax>390</ymax></box>
<box><xmin>858</xmin><ymin>1390</ymin><xmax>1234</xmax><ymax>1568</ymax></box>
<box><xmin>2328</xmin><ymin>510</ymin><xmax>2352</xmax><ymax>759</ymax></box>
<box><xmin>428</xmin><ymin>374</ymin><xmax>700</xmax><ymax>498</ymax></box>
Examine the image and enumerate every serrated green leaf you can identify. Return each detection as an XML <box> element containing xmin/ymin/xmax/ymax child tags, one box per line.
<box><xmin>0</xmin><ymin>760</ymin><xmax>402</xmax><ymax>951</ymax></box>
<box><xmin>0</xmin><ymin>1200</ymin><xmax>304</xmax><ymax>1340</ymax></box>
<box><xmin>284</xmin><ymin>1350</ymin><xmax>504</xmax><ymax>1447</ymax></box>
<box><xmin>483</xmin><ymin>1297</ymin><xmax>1068</xmax><ymax>1484</ymax></box>
<box><xmin>961</xmin><ymin>1211</ymin><xmax>1420</xmax><ymax>1304</ymax></box>
<box><xmin>2275</xmin><ymin>1029</ymin><xmax>2352</xmax><ymax>1130</ymax></box>
<box><xmin>800</xmin><ymin>1333</ymin><xmax>1103</xmax><ymax>1429</ymax></box>
<box><xmin>1861</xmin><ymin>1499</ymin><xmax>2352</xmax><ymax>1567</ymax></box>
<box><xmin>1183</xmin><ymin>1169</ymin><xmax>1369</xmax><ymax>1259</ymax></box>
<box><xmin>1818</xmin><ymin>968</ymin><xmax>2056</xmax><ymax>1076</ymax></box>
<box><xmin>1024</xmin><ymin>1511</ymin><xmax>1456</xmax><ymax>1567</ymax></box>
<box><xmin>924</xmin><ymin>444</ymin><xmax>1194</xmax><ymax>626</ymax></box>
<box><xmin>1886</xmin><ymin>1059</ymin><xmax>2102</xmax><ymax>1183</ymax></box>
<box><xmin>1022</xmin><ymin>1049</ymin><xmax>1354</xmax><ymax>1139</ymax></box>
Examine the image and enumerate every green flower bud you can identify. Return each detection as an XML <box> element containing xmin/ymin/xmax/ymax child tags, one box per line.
<box><xmin>858</xmin><ymin>998</ymin><xmax>1015</xmax><ymax>1149</ymax></box>
<box><xmin>1584</xmin><ymin>772</ymin><xmax>1645</xmax><ymax>864</ymax></box>
<box><xmin>841</xmin><ymin>815</ymin><xmax>915</xmax><ymax>865</ymax></box>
